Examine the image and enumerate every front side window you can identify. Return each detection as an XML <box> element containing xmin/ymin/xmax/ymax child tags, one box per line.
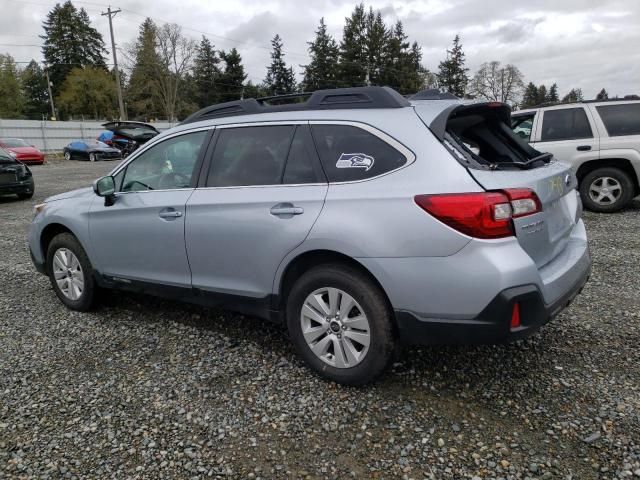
<box><xmin>596</xmin><ymin>103</ymin><xmax>640</xmax><ymax>137</ymax></box>
<box><xmin>511</xmin><ymin>114</ymin><xmax>535</xmax><ymax>141</ymax></box>
<box><xmin>121</xmin><ymin>130</ymin><xmax>207</xmax><ymax>192</ymax></box>
<box><xmin>540</xmin><ymin>108</ymin><xmax>592</xmax><ymax>142</ymax></box>
<box><xmin>207</xmin><ymin>126</ymin><xmax>294</xmax><ymax>187</ymax></box>
<box><xmin>311</xmin><ymin>124</ymin><xmax>407</xmax><ymax>182</ymax></box>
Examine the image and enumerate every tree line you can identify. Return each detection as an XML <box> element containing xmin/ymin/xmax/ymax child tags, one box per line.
<box><xmin>0</xmin><ymin>1</ymin><xmax>624</xmax><ymax>121</ymax></box>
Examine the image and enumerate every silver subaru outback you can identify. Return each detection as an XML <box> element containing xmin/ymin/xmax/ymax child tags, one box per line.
<box><xmin>28</xmin><ymin>87</ymin><xmax>591</xmax><ymax>385</ymax></box>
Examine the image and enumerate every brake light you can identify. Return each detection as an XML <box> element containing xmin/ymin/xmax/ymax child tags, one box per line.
<box><xmin>414</xmin><ymin>189</ymin><xmax>541</xmax><ymax>239</ymax></box>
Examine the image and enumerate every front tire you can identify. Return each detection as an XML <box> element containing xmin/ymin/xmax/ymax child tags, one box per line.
<box><xmin>579</xmin><ymin>167</ymin><xmax>634</xmax><ymax>212</ymax></box>
<box><xmin>46</xmin><ymin>233</ymin><xmax>97</xmax><ymax>311</ymax></box>
<box><xmin>286</xmin><ymin>264</ymin><xmax>397</xmax><ymax>385</ymax></box>
<box><xmin>64</xmin><ymin>150</ymin><xmax>71</xmax><ymax>161</ymax></box>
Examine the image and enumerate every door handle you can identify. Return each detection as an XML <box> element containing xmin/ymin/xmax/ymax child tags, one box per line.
<box><xmin>158</xmin><ymin>209</ymin><xmax>183</xmax><ymax>219</ymax></box>
<box><xmin>576</xmin><ymin>145</ymin><xmax>591</xmax><ymax>151</ymax></box>
<box><xmin>270</xmin><ymin>203</ymin><xmax>304</xmax><ymax>216</ymax></box>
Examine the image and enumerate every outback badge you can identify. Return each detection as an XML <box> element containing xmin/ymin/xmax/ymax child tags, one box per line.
<box><xmin>336</xmin><ymin>153</ymin><xmax>374</xmax><ymax>171</ymax></box>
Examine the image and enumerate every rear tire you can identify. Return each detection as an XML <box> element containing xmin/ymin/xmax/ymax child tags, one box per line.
<box><xmin>579</xmin><ymin>167</ymin><xmax>634</xmax><ymax>213</ymax></box>
<box><xmin>286</xmin><ymin>263</ymin><xmax>397</xmax><ymax>385</ymax></box>
<box><xmin>89</xmin><ymin>152</ymin><xmax>97</xmax><ymax>162</ymax></box>
<box><xmin>46</xmin><ymin>233</ymin><xmax>98</xmax><ymax>311</ymax></box>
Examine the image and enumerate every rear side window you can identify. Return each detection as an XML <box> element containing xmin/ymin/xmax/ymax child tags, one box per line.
<box><xmin>311</xmin><ymin>124</ymin><xmax>407</xmax><ymax>182</ymax></box>
<box><xmin>511</xmin><ymin>114</ymin><xmax>535</xmax><ymax>141</ymax></box>
<box><xmin>540</xmin><ymin>108</ymin><xmax>592</xmax><ymax>141</ymax></box>
<box><xmin>596</xmin><ymin>103</ymin><xmax>640</xmax><ymax>137</ymax></box>
<box><xmin>207</xmin><ymin>126</ymin><xmax>294</xmax><ymax>187</ymax></box>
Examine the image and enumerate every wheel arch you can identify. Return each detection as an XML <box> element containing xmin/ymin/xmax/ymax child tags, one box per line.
<box><xmin>576</xmin><ymin>158</ymin><xmax>640</xmax><ymax>195</ymax></box>
<box><xmin>40</xmin><ymin>223</ymin><xmax>77</xmax><ymax>266</ymax></box>
<box><xmin>275</xmin><ymin>249</ymin><xmax>396</xmax><ymax>329</ymax></box>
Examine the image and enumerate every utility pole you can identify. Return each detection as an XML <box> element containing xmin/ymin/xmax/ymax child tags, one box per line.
<box><xmin>102</xmin><ymin>6</ymin><xmax>126</xmax><ymax>120</ymax></box>
<box><xmin>44</xmin><ymin>66</ymin><xmax>56</xmax><ymax>120</ymax></box>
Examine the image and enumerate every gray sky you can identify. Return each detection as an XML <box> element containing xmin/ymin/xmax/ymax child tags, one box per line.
<box><xmin>2</xmin><ymin>0</ymin><xmax>639</xmax><ymax>98</ymax></box>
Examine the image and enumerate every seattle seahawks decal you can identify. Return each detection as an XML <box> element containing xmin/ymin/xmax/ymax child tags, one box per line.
<box><xmin>336</xmin><ymin>153</ymin><xmax>375</xmax><ymax>171</ymax></box>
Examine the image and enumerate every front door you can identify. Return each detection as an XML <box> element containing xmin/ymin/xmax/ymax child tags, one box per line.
<box><xmin>186</xmin><ymin>124</ymin><xmax>327</xmax><ymax>299</ymax></box>
<box><xmin>89</xmin><ymin>129</ymin><xmax>210</xmax><ymax>287</ymax></box>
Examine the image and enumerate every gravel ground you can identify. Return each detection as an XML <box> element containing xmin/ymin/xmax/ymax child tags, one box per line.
<box><xmin>1</xmin><ymin>160</ymin><xmax>639</xmax><ymax>480</ymax></box>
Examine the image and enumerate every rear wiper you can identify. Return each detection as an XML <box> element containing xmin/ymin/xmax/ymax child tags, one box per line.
<box><xmin>490</xmin><ymin>152</ymin><xmax>553</xmax><ymax>170</ymax></box>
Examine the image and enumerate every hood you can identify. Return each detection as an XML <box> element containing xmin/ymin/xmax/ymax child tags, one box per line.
<box><xmin>45</xmin><ymin>186</ymin><xmax>93</xmax><ymax>203</ymax></box>
<box><xmin>8</xmin><ymin>146</ymin><xmax>43</xmax><ymax>156</ymax></box>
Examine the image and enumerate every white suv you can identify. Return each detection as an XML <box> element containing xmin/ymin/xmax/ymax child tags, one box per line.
<box><xmin>512</xmin><ymin>100</ymin><xmax>640</xmax><ymax>212</ymax></box>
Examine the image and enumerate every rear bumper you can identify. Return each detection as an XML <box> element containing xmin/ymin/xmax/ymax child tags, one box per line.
<box><xmin>395</xmin><ymin>264</ymin><xmax>590</xmax><ymax>345</ymax></box>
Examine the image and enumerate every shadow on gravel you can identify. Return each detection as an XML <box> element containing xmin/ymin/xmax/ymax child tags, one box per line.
<box><xmin>0</xmin><ymin>195</ymin><xmax>25</xmax><ymax>204</ymax></box>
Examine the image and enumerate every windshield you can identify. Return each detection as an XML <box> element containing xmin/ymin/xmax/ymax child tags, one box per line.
<box><xmin>0</xmin><ymin>147</ymin><xmax>15</xmax><ymax>161</ymax></box>
<box><xmin>1</xmin><ymin>138</ymin><xmax>29</xmax><ymax>148</ymax></box>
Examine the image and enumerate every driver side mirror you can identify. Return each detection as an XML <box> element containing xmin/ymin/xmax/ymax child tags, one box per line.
<box><xmin>93</xmin><ymin>176</ymin><xmax>116</xmax><ymax>205</ymax></box>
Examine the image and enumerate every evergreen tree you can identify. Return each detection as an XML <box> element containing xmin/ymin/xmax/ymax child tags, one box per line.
<box><xmin>596</xmin><ymin>88</ymin><xmax>608</xmax><ymax>100</ymax></box>
<box><xmin>562</xmin><ymin>88</ymin><xmax>584</xmax><ymax>103</ymax></box>
<box><xmin>381</xmin><ymin>22</ymin><xmax>425</xmax><ymax>94</ymax></box>
<box><xmin>21</xmin><ymin>60</ymin><xmax>49</xmax><ymax>119</ymax></box>
<box><xmin>337</xmin><ymin>3</ymin><xmax>368</xmax><ymax>87</ymax></box>
<box><xmin>218</xmin><ymin>48</ymin><xmax>247</xmax><ymax>102</ymax></box>
<box><xmin>41</xmin><ymin>1</ymin><xmax>106</xmax><ymax>96</ymax></box>
<box><xmin>264</xmin><ymin>34</ymin><xmax>296</xmax><ymax>95</ymax></box>
<box><xmin>302</xmin><ymin>18</ymin><xmax>339</xmax><ymax>91</ymax></box>
<box><xmin>536</xmin><ymin>84</ymin><xmax>547</xmax><ymax>105</ymax></box>
<box><xmin>548</xmin><ymin>83</ymin><xmax>559</xmax><ymax>102</ymax></box>
<box><xmin>192</xmin><ymin>36</ymin><xmax>221</xmax><ymax>108</ymax></box>
<box><xmin>522</xmin><ymin>82</ymin><xmax>538</xmax><ymax>108</ymax></box>
<box><xmin>0</xmin><ymin>54</ymin><xmax>24</xmax><ymax>117</ymax></box>
<box><xmin>436</xmin><ymin>35</ymin><xmax>468</xmax><ymax>97</ymax></box>
<box><xmin>126</xmin><ymin>19</ymin><xmax>163</xmax><ymax>120</ymax></box>
<box><xmin>242</xmin><ymin>80</ymin><xmax>267</xmax><ymax>99</ymax></box>
<box><xmin>364</xmin><ymin>8</ymin><xmax>388</xmax><ymax>85</ymax></box>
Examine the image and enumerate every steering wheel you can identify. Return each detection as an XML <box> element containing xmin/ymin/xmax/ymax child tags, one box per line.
<box><xmin>158</xmin><ymin>172</ymin><xmax>190</xmax><ymax>189</ymax></box>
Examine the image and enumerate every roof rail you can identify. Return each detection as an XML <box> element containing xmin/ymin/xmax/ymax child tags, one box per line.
<box><xmin>180</xmin><ymin>86</ymin><xmax>411</xmax><ymax>125</ymax></box>
<box><xmin>527</xmin><ymin>96</ymin><xmax>640</xmax><ymax>109</ymax></box>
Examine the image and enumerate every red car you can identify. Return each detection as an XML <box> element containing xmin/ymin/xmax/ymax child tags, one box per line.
<box><xmin>0</xmin><ymin>138</ymin><xmax>45</xmax><ymax>165</ymax></box>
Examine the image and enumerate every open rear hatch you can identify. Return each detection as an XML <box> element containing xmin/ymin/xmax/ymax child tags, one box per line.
<box><xmin>422</xmin><ymin>102</ymin><xmax>581</xmax><ymax>268</ymax></box>
<box><xmin>102</xmin><ymin>121</ymin><xmax>160</xmax><ymax>143</ymax></box>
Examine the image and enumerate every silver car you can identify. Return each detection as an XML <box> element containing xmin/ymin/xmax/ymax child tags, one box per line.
<box><xmin>28</xmin><ymin>87</ymin><xmax>591</xmax><ymax>385</ymax></box>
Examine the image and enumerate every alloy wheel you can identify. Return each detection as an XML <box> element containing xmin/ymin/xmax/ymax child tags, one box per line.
<box><xmin>300</xmin><ymin>287</ymin><xmax>371</xmax><ymax>369</ymax></box>
<box><xmin>52</xmin><ymin>248</ymin><xmax>84</xmax><ymax>300</ymax></box>
<box><xmin>589</xmin><ymin>176</ymin><xmax>622</xmax><ymax>205</ymax></box>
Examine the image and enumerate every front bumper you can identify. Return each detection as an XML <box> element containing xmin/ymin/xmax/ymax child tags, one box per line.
<box><xmin>395</xmin><ymin>264</ymin><xmax>590</xmax><ymax>345</ymax></box>
<box><xmin>0</xmin><ymin>179</ymin><xmax>34</xmax><ymax>195</ymax></box>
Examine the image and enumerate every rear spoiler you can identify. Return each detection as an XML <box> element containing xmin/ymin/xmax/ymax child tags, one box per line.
<box><xmin>429</xmin><ymin>102</ymin><xmax>512</xmax><ymax>141</ymax></box>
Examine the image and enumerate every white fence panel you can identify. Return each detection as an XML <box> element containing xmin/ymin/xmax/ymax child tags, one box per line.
<box><xmin>0</xmin><ymin>119</ymin><xmax>176</xmax><ymax>152</ymax></box>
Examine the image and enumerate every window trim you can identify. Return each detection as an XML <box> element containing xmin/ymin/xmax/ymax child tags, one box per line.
<box><xmin>111</xmin><ymin>127</ymin><xmax>214</xmax><ymax>195</ymax></box>
<box><xmin>537</xmin><ymin>107</ymin><xmax>594</xmax><ymax>143</ymax></box>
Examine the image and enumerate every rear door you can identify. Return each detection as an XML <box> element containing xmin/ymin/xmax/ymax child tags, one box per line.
<box><xmin>185</xmin><ymin>123</ymin><xmax>327</xmax><ymax>299</ymax></box>
<box><xmin>530</xmin><ymin>106</ymin><xmax>600</xmax><ymax>171</ymax></box>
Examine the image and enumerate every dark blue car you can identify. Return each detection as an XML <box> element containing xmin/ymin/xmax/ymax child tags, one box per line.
<box><xmin>63</xmin><ymin>140</ymin><xmax>122</xmax><ymax>162</ymax></box>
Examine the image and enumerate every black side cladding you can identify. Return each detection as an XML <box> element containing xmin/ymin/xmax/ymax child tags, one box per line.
<box><xmin>180</xmin><ymin>86</ymin><xmax>411</xmax><ymax>125</ymax></box>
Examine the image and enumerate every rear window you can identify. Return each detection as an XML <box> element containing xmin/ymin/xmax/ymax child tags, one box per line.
<box><xmin>310</xmin><ymin>124</ymin><xmax>407</xmax><ymax>182</ymax></box>
<box><xmin>445</xmin><ymin>106</ymin><xmax>543</xmax><ymax>169</ymax></box>
<box><xmin>540</xmin><ymin>108</ymin><xmax>592</xmax><ymax>141</ymax></box>
<box><xmin>596</xmin><ymin>103</ymin><xmax>640</xmax><ymax>137</ymax></box>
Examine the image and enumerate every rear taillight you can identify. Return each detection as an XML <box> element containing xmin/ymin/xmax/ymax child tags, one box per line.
<box><xmin>414</xmin><ymin>189</ymin><xmax>541</xmax><ymax>239</ymax></box>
